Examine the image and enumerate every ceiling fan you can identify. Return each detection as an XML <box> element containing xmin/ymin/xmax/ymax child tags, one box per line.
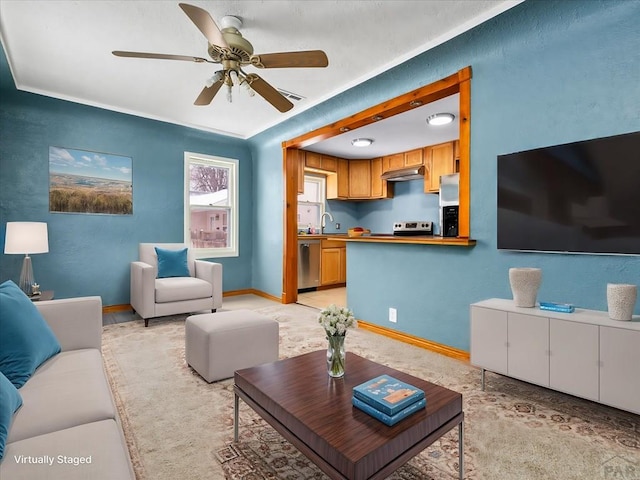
<box><xmin>113</xmin><ymin>3</ymin><xmax>328</xmax><ymax>112</ymax></box>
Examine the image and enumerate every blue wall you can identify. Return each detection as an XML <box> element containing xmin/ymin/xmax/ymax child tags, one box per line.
<box><xmin>0</xmin><ymin>50</ymin><xmax>254</xmax><ymax>306</ymax></box>
<box><xmin>1</xmin><ymin>1</ymin><xmax>638</xmax><ymax>351</ymax></box>
<box><xmin>249</xmin><ymin>0</ymin><xmax>640</xmax><ymax>350</ymax></box>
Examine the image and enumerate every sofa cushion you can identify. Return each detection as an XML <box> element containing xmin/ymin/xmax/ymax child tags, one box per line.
<box><xmin>155</xmin><ymin>276</ymin><xmax>213</xmax><ymax>303</ymax></box>
<box><xmin>1</xmin><ymin>420</ymin><xmax>135</xmax><ymax>480</ymax></box>
<box><xmin>0</xmin><ymin>280</ymin><xmax>61</xmax><ymax>388</ymax></box>
<box><xmin>155</xmin><ymin>246</ymin><xmax>190</xmax><ymax>278</ymax></box>
<box><xmin>0</xmin><ymin>371</ymin><xmax>22</xmax><ymax>460</ymax></box>
<box><xmin>8</xmin><ymin>349</ymin><xmax>116</xmax><ymax>443</ymax></box>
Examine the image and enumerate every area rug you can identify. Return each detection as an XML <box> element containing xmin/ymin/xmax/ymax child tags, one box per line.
<box><xmin>102</xmin><ymin>300</ymin><xmax>639</xmax><ymax>480</ymax></box>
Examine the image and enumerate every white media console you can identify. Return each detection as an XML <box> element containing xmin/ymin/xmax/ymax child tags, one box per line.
<box><xmin>470</xmin><ymin>298</ymin><xmax>640</xmax><ymax>415</ymax></box>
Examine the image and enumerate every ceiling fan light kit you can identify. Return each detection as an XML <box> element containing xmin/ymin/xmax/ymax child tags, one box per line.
<box><xmin>112</xmin><ymin>3</ymin><xmax>328</xmax><ymax>113</ymax></box>
<box><xmin>427</xmin><ymin>113</ymin><xmax>455</xmax><ymax>126</ymax></box>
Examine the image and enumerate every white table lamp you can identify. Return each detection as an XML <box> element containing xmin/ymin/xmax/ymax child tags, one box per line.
<box><xmin>4</xmin><ymin>222</ymin><xmax>49</xmax><ymax>296</ymax></box>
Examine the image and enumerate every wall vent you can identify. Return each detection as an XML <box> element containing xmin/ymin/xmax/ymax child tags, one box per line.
<box><xmin>277</xmin><ymin>88</ymin><xmax>305</xmax><ymax>102</ymax></box>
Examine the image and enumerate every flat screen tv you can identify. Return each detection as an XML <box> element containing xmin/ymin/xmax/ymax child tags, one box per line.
<box><xmin>497</xmin><ymin>131</ymin><xmax>640</xmax><ymax>256</ymax></box>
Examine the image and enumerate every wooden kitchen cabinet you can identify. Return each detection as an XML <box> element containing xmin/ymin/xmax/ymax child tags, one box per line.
<box><xmin>321</xmin><ymin>155</ymin><xmax>337</xmax><ymax>172</ymax></box>
<box><xmin>370</xmin><ymin>157</ymin><xmax>393</xmax><ymax>199</ymax></box>
<box><xmin>424</xmin><ymin>141</ymin><xmax>456</xmax><ymax>193</ymax></box>
<box><xmin>348</xmin><ymin>159</ymin><xmax>371</xmax><ymax>198</ymax></box>
<box><xmin>382</xmin><ymin>153</ymin><xmax>404</xmax><ymax>173</ymax></box>
<box><xmin>320</xmin><ymin>240</ymin><xmax>346</xmax><ymax>286</ymax></box>
<box><xmin>404</xmin><ymin>148</ymin><xmax>424</xmax><ymax>167</ymax></box>
<box><xmin>327</xmin><ymin>158</ymin><xmax>349</xmax><ymax>199</ymax></box>
<box><xmin>304</xmin><ymin>151</ymin><xmax>337</xmax><ymax>173</ymax></box>
<box><xmin>305</xmin><ymin>151</ymin><xmax>322</xmax><ymax>169</ymax></box>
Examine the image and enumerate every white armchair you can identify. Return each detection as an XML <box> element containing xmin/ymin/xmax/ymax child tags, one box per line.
<box><xmin>130</xmin><ymin>243</ymin><xmax>223</xmax><ymax>327</ymax></box>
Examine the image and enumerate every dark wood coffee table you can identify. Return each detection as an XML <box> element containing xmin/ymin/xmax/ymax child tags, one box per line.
<box><xmin>234</xmin><ymin>350</ymin><xmax>464</xmax><ymax>480</ymax></box>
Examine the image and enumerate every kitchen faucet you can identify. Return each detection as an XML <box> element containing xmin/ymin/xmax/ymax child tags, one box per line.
<box><xmin>320</xmin><ymin>212</ymin><xmax>334</xmax><ymax>234</ymax></box>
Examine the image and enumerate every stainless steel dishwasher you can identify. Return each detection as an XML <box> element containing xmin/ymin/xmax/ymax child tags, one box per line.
<box><xmin>298</xmin><ymin>239</ymin><xmax>320</xmax><ymax>290</ymax></box>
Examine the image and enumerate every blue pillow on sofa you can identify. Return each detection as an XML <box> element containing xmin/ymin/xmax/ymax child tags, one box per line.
<box><xmin>155</xmin><ymin>247</ymin><xmax>190</xmax><ymax>278</ymax></box>
<box><xmin>0</xmin><ymin>280</ymin><xmax>61</xmax><ymax>388</ymax></box>
<box><xmin>0</xmin><ymin>370</ymin><xmax>23</xmax><ymax>460</ymax></box>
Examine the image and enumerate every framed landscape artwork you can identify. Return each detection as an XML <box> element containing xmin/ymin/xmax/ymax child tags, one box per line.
<box><xmin>49</xmin><ymin>146</ymin><xmax>133</xmax><ymax>215</ymax></box>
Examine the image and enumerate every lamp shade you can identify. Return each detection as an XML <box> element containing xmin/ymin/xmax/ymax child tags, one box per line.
<box><xmin>4</xmin><ymin>222</ymin><xmax>49</xmax><ymax>255</ymax></box>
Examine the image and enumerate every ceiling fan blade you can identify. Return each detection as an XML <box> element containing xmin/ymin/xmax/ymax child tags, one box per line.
<box><xmin>246</xmin><ymin>74</ymin><xmax>294</xmax><ymax>112</ymax></box>
<box><xmin>112</xmin><ymin>51</ymin><xmax>211</xmax><ymax>63</ymax></box>
<box><xmin>250</xmin><ymin>50</ymin><xmax>329</xmax><ymax>69</ymax></box>
<box><xmin>194</xmin><ymin>81</ymin><xmax>223</xmax><ymax>106</ymax></box>
<box><xmin>179</xmin><ymin>3</ymin><xmax>229</xmax><ymax>49</ymax></box>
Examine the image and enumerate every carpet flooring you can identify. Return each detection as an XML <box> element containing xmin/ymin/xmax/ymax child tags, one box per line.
<box><xmin>101</xmin><ymin>295</ymin><xmax>639</xmax><ymax>479</ymax></box>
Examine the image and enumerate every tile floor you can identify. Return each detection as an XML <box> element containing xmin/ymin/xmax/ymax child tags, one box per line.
<box><xmin>297</xmin><ymin>286</ymin><xmax>347</xmax><ymax>310</ymax></box>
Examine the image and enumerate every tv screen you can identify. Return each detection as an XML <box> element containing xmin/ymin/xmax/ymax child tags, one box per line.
<box><xmin>497</xmin><ymin>131</ymin><xmax>640</xmax><ymax>256</ymax></box>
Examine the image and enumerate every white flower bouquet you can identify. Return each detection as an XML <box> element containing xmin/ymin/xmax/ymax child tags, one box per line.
<box><xmin>319</xmin><ymin>305</ymin><xmax>356</xmax><ymax>377</ymax></box>
<box><xmin>318</xmin><ymin>304</ymin><xmax>356</xmax><ymax>337</ymax></box>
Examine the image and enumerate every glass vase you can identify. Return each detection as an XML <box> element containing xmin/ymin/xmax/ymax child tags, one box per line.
<box><xmin>327</xmin><ymin>334</ymin><xmax>346</xmax><ymax>378</ymax></box>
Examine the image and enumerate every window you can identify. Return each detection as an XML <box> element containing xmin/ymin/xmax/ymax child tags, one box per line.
<box><xmin>184</xmin><ymin>152</ymin><xmax>238</xmax><ymax>258</ymax></box>
<box><xmin>297</xmin><ymin>174</ymin><xmax>326</xmax><ymax>232</ymax></box>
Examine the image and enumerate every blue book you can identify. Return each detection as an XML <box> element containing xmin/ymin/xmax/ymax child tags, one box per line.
<box><xmin>539</xmin><ymin>302</ymin><xmax>575</xmax><ymax>313</ymax></box>
<box><xmin>352</xmin><ymin>395</ymin><xmax>427</xmax><ymax>426</ymax></box>
<box><xmin>352</xmin><ymin>375</ymin><xmax>425</xmax><ymax>416</ymax></box>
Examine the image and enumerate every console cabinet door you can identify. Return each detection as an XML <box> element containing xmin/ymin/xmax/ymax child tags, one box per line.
<box><xmin>600</xmin><ymin>327</ymin><xmax>640</xmax><ymax>414</ymax></box>
<box><xmin>549</xmin><ymin>319</ymin><xmax>599</xmax><ymax>401</ymax></box>
<box><xmin>507</xmin><ymin>313</ymin><xmax>549</xmax><ymax>386</ymax></box>
<box><xmin>470</xmin><ymin>307</ymin><xmax>508</xmax><ymax>375</ymax></box>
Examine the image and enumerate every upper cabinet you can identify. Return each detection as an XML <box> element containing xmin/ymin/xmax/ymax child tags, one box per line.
<box><xmin>348</xmin><ymin>159</ymin><xmax>371</xmax><ymax>198</ymax></box>
<box><xmin>382</xmin><ymin>153</ymin><xmax>403</xmax><ymax>172</ymax></box>
<box><xmin>304</xmin><ymin>151</ymin><xmax>337</xmax><ymax>173</ymax></box>
<box><xmin>404</xmin><ymin>148</ymin><xmax>424</xmax><ymax>167</ymax></box>
<box><xmin>424</xmin><ymin>140</ymin><xmax>459</xmax><ymax>193</ymax></box>
<box><xmin>327</xmin><ymin>158</ymin><xmax>392</xmax><ymax>200</ymax></box>
<box><xmin>370</xmin><ymin>158</ymin><xmax>391</xmax><ymax>198</ymax></box>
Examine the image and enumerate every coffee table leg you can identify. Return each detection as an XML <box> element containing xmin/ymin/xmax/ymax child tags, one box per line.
<box><xmin>234</xmin><ymin>393</ymin><xmax>239</xmax><ymax>442</ymax></box>
<box><xmin>459</xmin><ymin>420</ymin><xmax>464</xmax><ymax>480</ymax></box>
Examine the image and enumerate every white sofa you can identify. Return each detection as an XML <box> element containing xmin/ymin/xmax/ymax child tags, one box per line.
<box><xmin>0</xmin><ymin>297</ymin><xmax>135</xmax><ymax>480</ymax></box>
<box><xmin>131</xmin><ymin>243</ymin><xmax>223</xmax><ymax>327</ymax></box>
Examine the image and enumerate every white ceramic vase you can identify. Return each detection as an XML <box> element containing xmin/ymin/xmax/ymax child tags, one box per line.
<box><xmin>509</xmin><ymin>268</ymin><xmax>542</xmax><ymax>308</ymax></box>
<box><xmin>607</xmin><ymin>284</ymin><xmax>637</xmax><ymax>321</ymax></box>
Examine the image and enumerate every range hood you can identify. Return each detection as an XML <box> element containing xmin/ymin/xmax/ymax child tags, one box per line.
<box><xmin>380</xmin><ymin>165</ymin><xmax>425</xmax><ymax>181</ymax></box>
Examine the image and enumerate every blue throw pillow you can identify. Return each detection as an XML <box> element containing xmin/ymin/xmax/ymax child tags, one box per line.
<box><xmin>0</xmin><ymin>370</ymin><xmax>23</xmax><ymax>460</ymax></box>
<box><xmin>155</xmin><ymin>247</ymin><xmax>190</xmax><ymax>278</ymax></box>
<box><xmin>0</xmin><ymin>280</ymin><xmax>61</xmax><ymax>388</ymax></box>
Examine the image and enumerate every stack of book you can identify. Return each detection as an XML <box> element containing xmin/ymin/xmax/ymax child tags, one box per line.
<box><xmin>352</xmin><ymin>374</ymin><xmax>426</xmax><ymax>426</ymax></box>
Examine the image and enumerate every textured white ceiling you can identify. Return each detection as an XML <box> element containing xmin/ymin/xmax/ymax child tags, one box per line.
<box><xmin>0</xmin><ymin>0</ymin><xmax>520</xmax><ymax>153</ymax></box>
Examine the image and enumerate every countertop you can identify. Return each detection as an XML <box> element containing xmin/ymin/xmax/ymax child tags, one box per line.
<box><xmin>298</xmin><ymin>233</ymin><xmax>476</xmax><ymax>246</ymax></box>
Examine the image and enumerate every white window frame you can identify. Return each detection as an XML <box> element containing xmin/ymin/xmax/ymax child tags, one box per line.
<box><xmin>297</xmin><ymin>174</ymin><xmax>326</xmax><ymax>232</ymax></box>
<box><xmin>184</xmin><ymin>152</ymin><xmax>239</xmax><ymax>258</ymax></box>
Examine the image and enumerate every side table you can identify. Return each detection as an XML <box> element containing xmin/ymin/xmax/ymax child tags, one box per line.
<box><xmin>30</xmin><ymin>290</ymin><xmax>54</xmax><ymax>302</ymax></box>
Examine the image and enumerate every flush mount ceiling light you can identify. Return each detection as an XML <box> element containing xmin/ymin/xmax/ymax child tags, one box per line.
<box><xmin>426</xmin><ymin>113</ymin><xmax>455</xmax><ymax>126</ymax></box>
<box><xmin>351</xmin><ymin>138</ymin><xmax>374</xmax><ymax>147</ymax></box>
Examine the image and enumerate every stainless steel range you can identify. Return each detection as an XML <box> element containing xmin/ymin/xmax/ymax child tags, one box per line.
<box><xmin>392</xmin><ymin>221</ymin><xmax>433</xmax><ymax>236</ymax></box>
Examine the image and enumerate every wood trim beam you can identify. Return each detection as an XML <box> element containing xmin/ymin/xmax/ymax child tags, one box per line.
<box><xmin>282</xmin><ymin>147</ymin><xmax>299</xmax><ymax>303</ymax></box>
<box><xmin>458</xmin><ymin>75</ymin><xmax>471</xmax><ymax>238</ymax></box>
<box><xmin>283</xmin><ymin>68</ymin><xmax>469</xmax><ymax>150</ymax></box>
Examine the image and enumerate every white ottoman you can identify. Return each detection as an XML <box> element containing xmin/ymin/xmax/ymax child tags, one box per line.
<box><xmin>185</xmin><ymin>310</ymin><xmax>279</xmax><ymax>382</ymax></box>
